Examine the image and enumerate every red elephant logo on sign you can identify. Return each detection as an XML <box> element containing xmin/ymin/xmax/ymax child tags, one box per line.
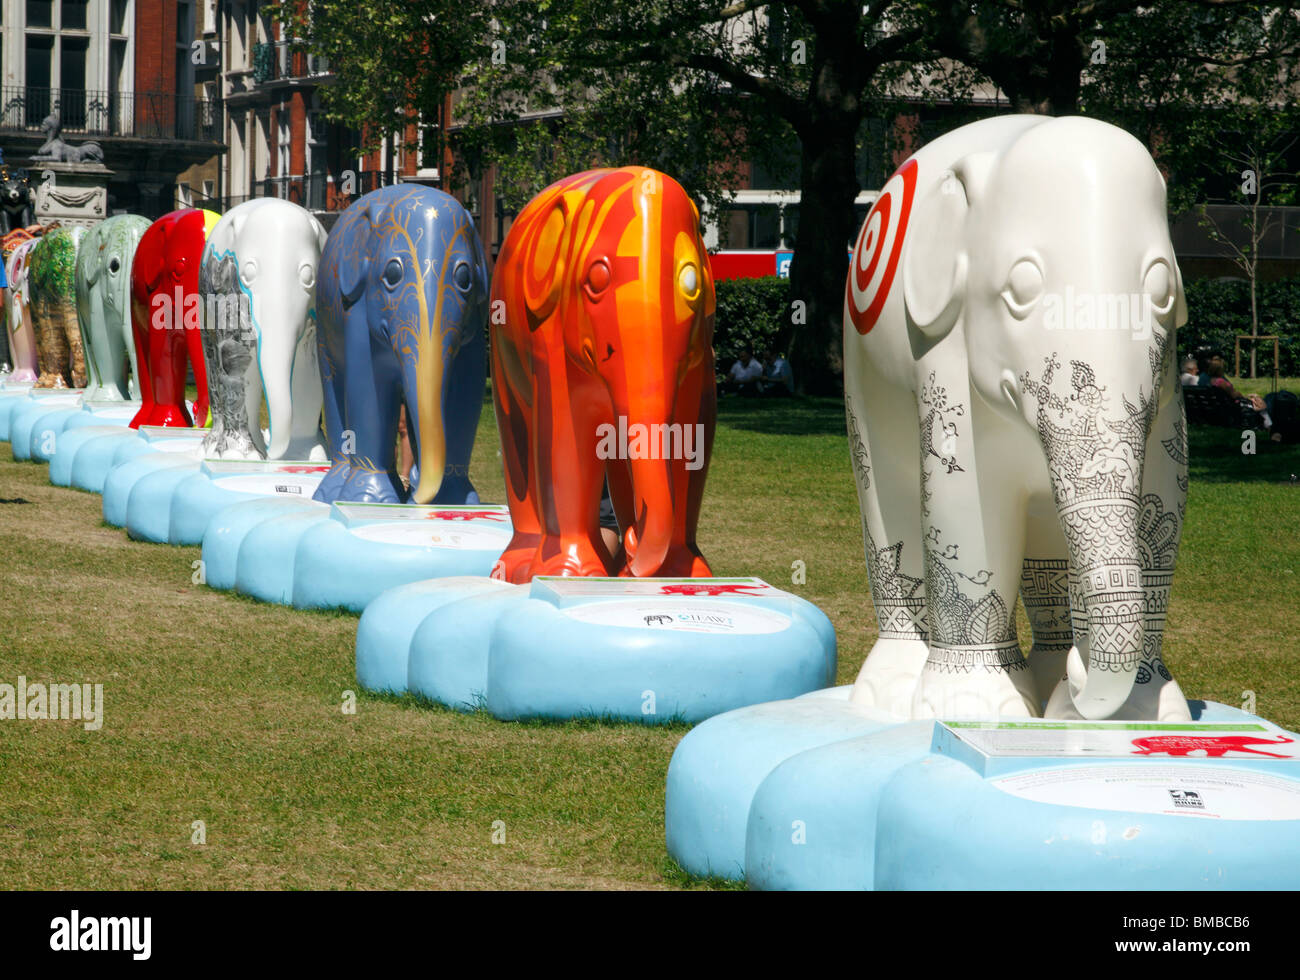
<box><xmin>1130</xmin><ymin>734</ymin><xmax>1295</xmax><ymax>759</ymax></box>
<box><xmin>129</xmin><ymin>208</ymin><xmax>218</xmax><ymax>428</ymax></box>
<box><xmin>490</xmin><ymin>167</ymin><xmax>716</xmax><ymax>583</ymax></box>
<box><xmin>658</xmin><ymin>583</ymin><xmax>769</xmax><ymax>597</ymax></box>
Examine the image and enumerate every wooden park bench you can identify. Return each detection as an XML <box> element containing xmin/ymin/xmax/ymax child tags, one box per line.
<box><xmin>1182</xmin><ymin>383</ymin><xmax>1255</xmax><ymax>428</ymax></box>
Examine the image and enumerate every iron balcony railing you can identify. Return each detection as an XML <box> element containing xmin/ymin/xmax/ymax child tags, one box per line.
<box><xmin>0</xmin><ymin>86</ymin><xmax>221</xmax><ymax>142</ymax></box>
<box><xmin>216</xmin><ymin>171</ymin><xmax>399</xmax><ymax>213</ymax></box>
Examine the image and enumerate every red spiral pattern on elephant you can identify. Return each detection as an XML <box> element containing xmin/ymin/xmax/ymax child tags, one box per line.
<box><xmin>847</xmin><ymin>158</ymin><xmax>917</xmax><ymax>336</ymax></box>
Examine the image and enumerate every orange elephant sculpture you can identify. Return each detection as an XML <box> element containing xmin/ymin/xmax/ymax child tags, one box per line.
<box><xmin>491</xmin><ymin>167</ymin><xmax>717</xmax><ymax>582</ymax></box>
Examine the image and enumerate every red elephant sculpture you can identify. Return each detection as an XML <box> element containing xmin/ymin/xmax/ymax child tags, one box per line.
<box><xmin>129</xmin><ymin>208</ymin><xmax>219</xmax><ymax>428</ymax></box>
<box><xmin>1131</xmin><ymin>734</ymin><xmax>1295</xmax><ymax>758</ymax></box>
<box><xmin>491</xmin><ymin>167</ymin><xmax>716</xmax><ymax>582</ymax></box>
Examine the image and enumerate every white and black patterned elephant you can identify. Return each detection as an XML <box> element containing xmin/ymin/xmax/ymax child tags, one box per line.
<box><xmin>844</xmin><ymin>115</ymin><xmax>1189</xmax><ymax>721</ymax></box>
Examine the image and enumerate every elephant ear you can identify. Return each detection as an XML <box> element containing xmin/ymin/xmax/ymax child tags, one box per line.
<box><xmin>901</xmin><ymin>152</ymin><xmax>994</xmax><ymax>344</ymax></box>
<box><xmin>136</xmin><ymin>224</ymin><xmax>166</xmax><ymax>293</ymax></box>
<box><xmin>227</xmin><ymin>208</ymin><xmax>248</xmax><ymax>244</ymax></box>
<box><xmin>338</xmin><ymin>201</ymin><xmax>384</xmax><ymax>306</ymax></box>
<box><xmin>82</xmin><ymin>236</ymin><xmax>102</xmax><ymax>287</ymax></box>
<box><xmin>1172</xmin><ymin>257</ymin><xmax>1188</xmax><ymax>329</ymax></box>
<box><xmin>522</xmin><ymin>195</ymin><xmax>570</xmax><ymax>325</ymax></box>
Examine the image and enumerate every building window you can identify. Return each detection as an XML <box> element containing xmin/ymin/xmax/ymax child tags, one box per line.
<box><xmin>24</xmin><ymin>0</ymin><xmax>98</xmax><ymax>129</ymax></box>
<box><xmin>61</xmin><ymin>0</ymin><xmax>87</xmax><ymax>31</ymax></box>
<box><xmin>27</xmin><ymin>2</ymin><xmax>53</xmax><ymax>30</ymax></box>
<box><xmin>277</xmin><ymin>106</ymin><xmax>290</xmax><ymax>179</ymax></box>
<box><xmin>109</xmin><ymin>0</ymin><xmax>129</xmax><ymax>35</ymax></box>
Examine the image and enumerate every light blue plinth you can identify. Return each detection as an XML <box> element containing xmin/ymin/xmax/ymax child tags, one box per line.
<box><xmin>666</xmin><ymin>694</ymin><xmax>1300</xmax><ymax>889</ymax></box>
<box><xmin>357</xmin><ymin>576</ymin><xmax>838</xmax><ymax>725</ymax></box>
<box><xmin>8</xmin><ymin>394</ymin><xmax>84</xmax><ymax>460</ymax></box>
<box><xmin>165</xmin><ymin>466</ymin><xmax>326</xmax><ymax>546</ymax></box>
<box><xmin>102</xmin><ymin>454</ymin><xmax>199</xmax><ymax>527</ymax></box>
<box><xmin>69</xmin><ymin>433</ymin><xmax>153</xmax><ymax>493</ymax></box>
<box><xmin>358</xmin><ymin>577</ymin><xmax>520</xmax><ymax>697</ymax></box>
<box><xmin>286</xmin><ymin>503</ymin><xmax>513</xmax><ymax>612</ymax></box>
<box><xmin>78</xmin><ymin>401</ymin><xmax>140</xmax><ymax>427</ymax></box>
<box><xmin>124</xmin><ymin>463</ymin><xmax>204</xmax><ymax>541</ymax></box>
<box><xmin>231</xmin><ymin>502</ymin><xmax>331</xmax><ymax>603</ymax></box>
<box><xmin>201</xmin><ymin>497</ymin><xmax>326</xmax><ymax>591</ymax></box>
<box><xmin>113</xmin><ymin>459</ymin><xmax>324</xmax><ymax>545</ymax></box>
<box><xmin>18</xmin><ymin>406</ymin><xmax>85</xmax><ymax>461</ymax></box>
<box><xmin>0</xmin><ymin>390</ymin><xmax>77</xmax><ymax>441</ymax></box>
<box><xmin>48</xmin><ymin>426</ymin><xmax>137</xmax><ymax>487</ymax></box>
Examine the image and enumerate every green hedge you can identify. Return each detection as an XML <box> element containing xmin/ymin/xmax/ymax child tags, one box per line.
<box><xmin>1181</xmin><ymin>278</ymin><xmax>1300</xmax><ymax>377</ymax></box>
<box><xmin>712</xmin><ymin>276</ymin><xmax>792</xmax><ymax>370</ymax></box>
<box><xmin>713</xmin><ymin>273</ymin><xmax>1298</xmax><ymax>378</ymax></box>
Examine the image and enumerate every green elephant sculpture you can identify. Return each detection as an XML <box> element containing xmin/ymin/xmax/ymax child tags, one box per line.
<box><xmin>75</xmin><ymin>214</ymin><xmax>151</xmax><ymax>400</ymax></box>
<box><xmin>30</xmin><ymin>225</ymin><xmax>87</xmax><ymax>389</ymax></box>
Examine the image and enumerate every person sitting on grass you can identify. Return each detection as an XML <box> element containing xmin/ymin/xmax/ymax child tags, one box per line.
<box><xmin>721</xmin><ymin>347</ymin><xmax>763</xmax><ymax>395</ymax></box>
<box><xmin>760</xmin><ymin>350</ymin><xmax>794</xmax><ymax>396</ymax></box>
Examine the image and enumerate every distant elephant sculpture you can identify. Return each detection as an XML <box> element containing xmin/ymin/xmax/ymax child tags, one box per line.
<box><xmin>843</xmin><ymin>115</ymin><xmax>1189</xmax><ymax>722</ymax></box>
<box><xmin>490</xmin><ymin>167</ymin><xmax>716</xmax><ymax>582</ymax></box>
<box><xmin>3</xmin><ymin>238</ymin><xmax>39</xmax><ymax>381</ymax></box>
<box><xmin>75</xmin><ymin>214</ymin><xmax>151</xmax><ymax>401</ymax></box>
<box><xmin>129</xmin><ymin>208</ymin><xmax>219</xmax><ymax>427</ymax></box>
<box><xmin>0</xmin><ymin>166</ymin><xmax>34</xmax><ymax>233</ymax></box>
<box><xmin>29</xmin><ymin>225</ymin><xmax>87</xmax><ymax>388</ymax></box>
<box><xmin>198</xmin><ymin>198</ymin><xmax>328</xmax><ymax>460</ymax></box>
<box><xmin>314</xmin><ymin>184</ymin><xmax>489</xmax><ymax>503</ymax></box>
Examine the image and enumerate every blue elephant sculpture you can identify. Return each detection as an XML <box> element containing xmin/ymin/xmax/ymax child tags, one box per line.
<box><xmin>314</xmin><ymin>185</ymin><xmax>490</xmax><ymax>504</ymax></box>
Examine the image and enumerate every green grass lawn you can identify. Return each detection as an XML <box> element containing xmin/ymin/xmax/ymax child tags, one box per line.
<box><xmin>0</xmin><ymin>392</ymin><xmax>1297</xmax><ymax>889</ymax></box>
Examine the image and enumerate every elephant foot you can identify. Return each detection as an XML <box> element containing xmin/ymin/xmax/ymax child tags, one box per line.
<box><xmin>191</xmin><ymin>401</ymin><xmax>210</xmax><ymax>428</ymax></box>
<box><xmin>33</xmin><ymin>372</ymin><xmax>67</xmax><ymax>389</ymax></box>
<box><xmin>492</xmin><ymin>534</ymin><xmax>543</xmax><ymax>583</ymax></box>
<box><xmin>529</xmin><ymin>538</ymin><xmax>614</xmax><ymax>579</ymax></box>
<box><xmin>850</xmin><ymin>638</ymin><xmax>929</xmax><ymax>717</ymax></box>
<box><xmin>1043</xmin><ymin>656</ymin><xmax>1192</xmax><ymax>721</ymax></box>
<box><xmin>1027</xmin><ymin>645</ymin><xmax>1071</xmax><ymax>712</ymax></box>
<box><xmin>142</xmin><ymin>404</ymin><xmax>195</xmax><ymax>428</ymax></box>
<box><xmin>312</xmin><ymin>458</ymin><xmax>403</xmax><ymax>504</ymax></box>
<box><xmin>911</xmin><ymin>648</ymin><xmax>1040</xmax><ymax>720</ymax></box>
<box><xmin>620</xmin><ymin>544</ymin><xmax>711</xmax><ymax>578</ymax></box>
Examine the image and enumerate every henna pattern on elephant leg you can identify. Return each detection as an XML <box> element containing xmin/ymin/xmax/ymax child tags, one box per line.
<box><xmin>848</xmin><ymin>397</ymin><xmax>928</xmax><ymax>639</ymax></box>
<box><xmin>1021</xmin><ymin>557</ymin><xmax>1073</xmax><ymax>702</ymax></box>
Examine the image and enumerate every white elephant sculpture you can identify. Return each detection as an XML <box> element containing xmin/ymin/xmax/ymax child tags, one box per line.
<box><xmin>4</xmin><ymin>239</ymin><xmax>39</xmax><ymax>382</ymax></box>
<box><xmin>198</xmin><ymin>198</ymin><xmax>328</xmax><ymax>460</ymax></box>
<box><xmin>844</xmin><ymin>115</ymin><xmax>1190</xmax><ymax>722</ymax></box>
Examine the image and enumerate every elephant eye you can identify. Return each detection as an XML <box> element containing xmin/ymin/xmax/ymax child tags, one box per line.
<box><xmin>452</xmin><ymin>261</ymin><xmax>472</xmax><ymax>292</ymax></box>
<box><xmin>299</xmin><ymin>262</ymin><xmax>315</xmax><ymax>289</ymax></box>
<box><xmin>240</xmin><ymin>260</ymin><xmax>257</xmax><ymax>285</ymax></box>
<box><xmin>1143</xmin><ymin>259</ymin><xmax>1175</xmax><ymax>315</ymax></box>
<box><xmin>1001</xmin><ymin>259</ymin><xmax>1044</xmax><ymax>320</ymax></box>
<box><xmin>679</xmin><ymin>262</ymin><xmax>700</xmax><ymax>301</ymax></box>
<box><xmin>108</xmin><ymin>258</ymin><xmax>120</xmax><ymax>275</ymax></box>
<box><xmin>586</xmin><ymin>259</ymin><xmax>611</xmax><ymax>296</ymax></box>
<box><xmin>383</xmin><ymin>258</ymin><xmax>403</xmax><ymax>289</ymax></box>
<box><xmin>173</xmin><ymin>256</ymin><xmax>189</xmax><ymax>279</ymax></box>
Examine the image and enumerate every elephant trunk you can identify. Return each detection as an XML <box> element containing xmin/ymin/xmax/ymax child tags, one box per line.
<box><xmin>259</xmin><ymin>313</ymin><xmax>298</xmax><ymax>459</ymax></box>
<box><xmin>408</xmin><ymin>332</ymin><xmax>446</xmax><ymax>505</ymax></box>
<box><xmin>1056</xmin><ymin>491</ymin><xmax>1146</xmax><ymax>719</ymax></box>
<box><xmin>624</xmin><ymin>386</ymin><xmax>677</xmax><ymax>576</ymax></box>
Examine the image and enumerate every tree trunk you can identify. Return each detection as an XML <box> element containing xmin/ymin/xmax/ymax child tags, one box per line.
<box><xmin>787</xmin><ymin>117</ymin><xmax>860</xmax><ymax>396</ymax></box>
<box><xmin>1250</xmin><ymin>197</ymin><xmax>1259</xmax><ymax>379</ymax></box>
